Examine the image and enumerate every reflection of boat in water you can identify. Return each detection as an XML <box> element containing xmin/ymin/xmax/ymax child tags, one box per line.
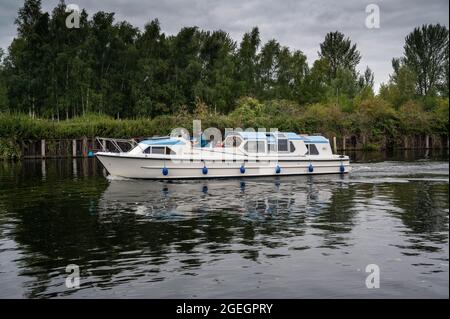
<box><xmin>96</xmin><ymin>131</ymin><xmax>350</xmax><ymax>179</ymax></box>
<box><xmin>97</xmin><ymin>176</ymin><xmax>334</xmax><ymax>220</ymax></box>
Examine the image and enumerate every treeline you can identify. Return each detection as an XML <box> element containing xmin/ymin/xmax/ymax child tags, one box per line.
<box><xmin>0</xmin><ymin>0</ymin><xmax>448</xmax><ymax>137</ymax></box>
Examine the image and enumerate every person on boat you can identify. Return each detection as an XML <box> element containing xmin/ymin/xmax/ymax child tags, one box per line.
<box><xmin>192</xmin><ymin>131</ymin><xmax>207</xmax><ymax>148</ymax></box>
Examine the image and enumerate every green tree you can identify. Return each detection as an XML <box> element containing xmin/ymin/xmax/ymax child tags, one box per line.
<box><xmin>303</xmin><ymin>58</ymin><xmax>329</xmax><ymax>104</ymax></box>
<box><xmin>167</xmin><ymin>27</ymin><xmax>202</xmax><ymax>112</ymax></box>
<box><xmin>379</xmin><ymin>62</ymin><xmax>417</xmax><ymax>108</ymax></box>
<box><xmin>358</xmin><ymin>66</ymin><xmax>374</xmax><ymax>90</ymax></box>
<box><xmin>8</xmin><ymin>0</ymin><xmax>50</xmax><ymax>116</ymax></box>
<box><xmin>257</xmin><ymin>39</ymin><xmax>281</xmax><ymax>99</ymax></box>
<box><xmin>318</xmin><ymin>31</ymin><xmax>361</xmax><ymax>81</ymax></box>
<box><xmin>195</xmin><ymin>30</ymin><xmax>237</xmax><ymax>113</ymax></box>
<box><xmin>48</xmin><ymin>1</ymin><xmax>91</xmax><ymax>119</ymax></box>
<box><xmin>275</xmin><ymin>48</ymin><xmax>308</xmax><ymax>102</ymax></box>
<box><xmin>403</xmin><ymin>24</ymin><xmax>449</xmax><ymax>96</ymax></box>
<box><xmin>0</xmin><ymin>48</ymin><xmax>8</xmax><ymax>112</ymax></box>
<box><xmin>354</xmin><ymin>67</ymin><xmax>375</xmax><ymax>104</ymax></box>
<box><xmin>236</xmin><ymin>27</ymin><xmax>260</xmax><ymax>97</ymax></box>
<box><xmin>133</xmin><ymin>19</ymin><xmax>169</xmax><ymax>116</ymax></box>
<box><xmin>438</xmin><ymin>43</ymin><xmax>449</xmax><ymax>97</ymax></box>
<box><xmin>397</xmin><ymin>100</ymin><xmax>430</xmax><ymax>135</ymax></box>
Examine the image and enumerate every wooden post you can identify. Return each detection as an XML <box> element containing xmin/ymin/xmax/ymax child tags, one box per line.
<box><xmin>404</xmin><ymin>136</ymin><xmax>408</xmax><ymax>149</ymax></box>
<box><xmin>425</xmin><ymin>135</ymin><xmax>430</xmax><ymax>149</ymax></box>
<box><xmin>72</xmin><ymin>158</ymin><xmax>77</xmax><ymax>177</ymax></box>
<box><xmin>93</xmin><ymin>154</ymin><xmax>97</xmax><ymax>174</ymax></box>
<box><xmin>333</xmin><ymin>136</ymin><xmax>337</xmax><ymax>153</ymax></box>
<box><xmin>72</xmin><ymin>139</ymin><xmax>77</xmax><ymax>157</ymax></box>
<box><xmin>41</xmin><ymin>139</ymin><xmax>46</xmax><ymax>158</ymax></box>
<box><xmin>41</xmin><ymin>159</ymin><xmax>46</xmax><ymax>178</ymax></box>
<box><xmin>342</xmin><ymin>136</ymin><xmax>346</xmax><ymax>152</ymax></box>
<box><xmin>82</xmin><ymin>137</ymin><xmax>88</xmax><ymax>157</ymax></box>
<box><xmin>82</xmin><ymin>158</ymin><xmax>88</xmax><ymax>176</ymax></box>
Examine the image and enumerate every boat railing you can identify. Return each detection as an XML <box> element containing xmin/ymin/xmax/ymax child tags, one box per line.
<box><xmin>96</xmin><ymin>137</ymin><xmax>138</xmax><ymax>153</ymax></box>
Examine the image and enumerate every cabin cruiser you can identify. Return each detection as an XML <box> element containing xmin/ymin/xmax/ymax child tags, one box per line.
<box><xmin>95</xmin><ymin>132</ymin><xmax>350</xmax><ymax>179</ymax></box>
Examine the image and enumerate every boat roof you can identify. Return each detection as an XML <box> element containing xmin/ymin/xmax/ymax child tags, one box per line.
<box><xmin>141</xmin><ymin>138</ymin><xmax>185</xmax><ymax>146</ymax></box>
<box><xmin>288</xmin><ymin>134</ymin><xmax>329</xmax><ymax>143</ymax></box>
<box><xmin>227</xmin><ymin>131</ymin><xmax>329</xmax><ymax>143</ymax></box>
<box><xmin>140</xmin><ymin>132</ymin><xmax>329</xmax><ymax>146</ymax></box>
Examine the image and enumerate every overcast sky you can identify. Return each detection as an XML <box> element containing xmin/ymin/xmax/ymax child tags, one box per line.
<box><xmin>0</xmin><ymin>0</ymin><xmax>448</xmax><ymax>91</ymax></box>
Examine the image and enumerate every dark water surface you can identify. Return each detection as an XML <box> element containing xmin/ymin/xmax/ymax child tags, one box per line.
<box><xmin>0</xmin><ymin>150</ymin><xmax>448</xmax><ymax>298</ymax></box>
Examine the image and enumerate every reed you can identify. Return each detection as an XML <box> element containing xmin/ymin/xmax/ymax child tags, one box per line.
<box><xmin>0</xmin><ymin>97</ymin><xmax>448</xmax><ymax>150</ymax></box>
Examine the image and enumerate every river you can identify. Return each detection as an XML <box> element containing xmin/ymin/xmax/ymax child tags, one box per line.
<box><xmin>0</xmin><ymin>150</ymin><xmax>448</xmax><ymax>298</ymax></box>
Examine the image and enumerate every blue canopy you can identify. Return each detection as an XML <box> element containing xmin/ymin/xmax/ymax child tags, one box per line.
<box><xmin>141</xmin><ymin>139</ymin><xmax>185</xmax><ymax>146</ymax></box>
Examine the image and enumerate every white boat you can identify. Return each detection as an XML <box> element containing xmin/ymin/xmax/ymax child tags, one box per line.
<box><xmin>95</xmin><ymin>132</ymin><xmax>350</xmax><ymax>179</ymax></box>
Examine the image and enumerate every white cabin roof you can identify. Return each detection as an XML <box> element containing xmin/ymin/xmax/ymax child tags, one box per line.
<box><xmin>226</xmin><ymin>132</ymin><xmax>329</xmax><ymax>144</ymax></box>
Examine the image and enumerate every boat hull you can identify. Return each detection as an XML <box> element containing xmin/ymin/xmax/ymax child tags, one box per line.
<box><xmin>96</xmin><ymin>153</ymin><xmax>351</xmax><ymax>179</ymax></box>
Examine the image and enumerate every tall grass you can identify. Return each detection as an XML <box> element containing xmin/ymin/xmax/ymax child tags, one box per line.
<box><xmin>0</xmin><ymin>97</ymin><xmax>448</xmax><ymax>143</ymax></box>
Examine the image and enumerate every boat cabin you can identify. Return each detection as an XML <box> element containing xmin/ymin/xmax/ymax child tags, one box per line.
<box><xmin>223</xmin><ymin>132</ymin><xmax>332</xmax><ymax>157</ymax></box>
<box><xmin>129</xmin><ymin>132</ymin><xmax>333</xmax><ymax>158</ymax></box>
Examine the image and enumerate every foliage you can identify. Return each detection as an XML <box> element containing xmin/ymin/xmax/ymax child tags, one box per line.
<box><xmin>318</xmin><ymin>31</ymin><xmax>361</xmax><ymax>80</ymax></box>
<box><xmin>0</xmin><ymin>138</ymin><xmax>22</xmax><ymax>159</ymax></box>
<box><xmin>0</xmin><ymin>1</ymin><xmax>448</xmax><ymax>153</ymax></box>
<box><xmin>379</xmin><ymin>64</ymin><xmax>417</xmax><ymax>108</ymax></box>
<box><xmin>352</xmin><ymin>97</ymin><xmax>398</xmax><ymax>140</ymax></box>
<box><xmin>1</xmin><ymin>0</ymin><xmax>376</xmax><ymax>118</ymax></box>
<box><xmin>397</xmin><ymin>100</ymin><xmax>430</xmax><ymax>135</ymax></box>
<box><xmin>403</xmin><ymin>24</ymin><xmax>449</xmax><ymax>96</ymax></box>
<box><xmin>0</xmin><ymin>95</ymin><xmax>448</xmax><ymax>151</ymax></box>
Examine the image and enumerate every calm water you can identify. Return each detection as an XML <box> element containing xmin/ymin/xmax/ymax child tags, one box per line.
<box><xmin>0</xmin><ymin>150</ymin><xmax>448</xmax><ymax>299</ymax></box>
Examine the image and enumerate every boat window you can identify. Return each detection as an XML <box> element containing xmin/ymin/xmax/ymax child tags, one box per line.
<box><xmin>268</xmin><ymin>143</ymin><xmax>277</xmax><ymax>153</ymax></box>
<box><xmin>306</xmin><ymin>144</ymin><xmax>319</xmax><ymax>155</ymax></box>
<box><xmin>166</xmin><ymin>147</ymin><xmax>176</xmax><ymax>155</ymax></box>
<box><xmin>289</xmin><ymin>141</ymin><xmax>296</xmax><ymax>153</ymax></box>
<box><xmin>244</xmin><ymin>141</ymin><xmax>266</xmax><ymax>153</ymax></box>
<box><xmin>143</xmin><ymin>146</ymin><xmax>151</xmax><ymax>154</ymax></box>
<box><xmin>277</xmin><ymin>139</ymin><xmax>289</xmax><ymax>152</ymax></box>
<box><xmin>225</xmin><ymin>136</ymin><xmax>242</xmax><ymax>148</ymax></box>
<box><xmin>152</xmin><ymin>147</ymin><xmax>165</xmax><ymax>154</ymax></box>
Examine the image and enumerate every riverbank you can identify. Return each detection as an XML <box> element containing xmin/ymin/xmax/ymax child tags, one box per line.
<box><xmin>0</xmin><ymin>99</ymin><xmax>448</xmax><ymax>159</ymax></box>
